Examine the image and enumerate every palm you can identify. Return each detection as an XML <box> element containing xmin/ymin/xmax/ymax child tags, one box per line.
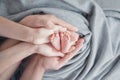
<box><xmin>38</xmin><ymin>38</ymin><xmax>84</xmax><ymax>70</ymax></box>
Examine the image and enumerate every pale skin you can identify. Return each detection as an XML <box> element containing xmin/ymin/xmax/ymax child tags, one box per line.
<box><xmin>0</xmin><ymin>37</ymin><xmax>84</xmax><ymax>80</ymax></box>
<box><xmin>20</xmin><ymin>16</ymin><xmax>84</xmax><ymax>80</ymax></box>
<box><xmin>0</xmin><ymin>15</ymin><xmax>78</xmax><ymax>44</ymax></box>
<box><xmin>0</xmin><ymin>15</ymin><xmax>77</xmax><ymax>73</ymax></box>
<box><xmin>50</xmin><ymin>31</ymin><xmax>79</xmax><ymax>53</ymax></box>
<box><xmin>20</xmin><ymin>38</ymin><xmax>84</xmax><ymax>80</ymax></box>
<box><xmin>0</xmin><ymin>15</ymin><xmax>84</xmax><ymax>80</ymax></box>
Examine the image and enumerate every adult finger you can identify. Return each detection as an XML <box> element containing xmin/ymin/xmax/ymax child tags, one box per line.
<box><xmin>36</xmin><ymin>43</ymin><xmax>64</xmax><ymax>57</ymax></box>
<box><xmin>20</xmin><ymin>15</ymin><xmax>78</xmax><ymax>31</ymax></box>
<box><xmin>33</xmin><ymin>26</ymin><xmax>66</xmax><ymax>44</ymax></box>
<box><xmin>51</xmin><ymin>15</ymin><xmax>78</xmax><ymax>31</ymax></box>
<box><xmin>20</xmin><ymin>15</ymin><xmax>56</xmax><ymax>29</ymax></box>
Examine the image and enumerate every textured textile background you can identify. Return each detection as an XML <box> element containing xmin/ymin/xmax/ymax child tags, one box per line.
<box><xmin>0</xmin><ymin>0</ymin><xmax>120</xmax><ymax>80</ymax></box>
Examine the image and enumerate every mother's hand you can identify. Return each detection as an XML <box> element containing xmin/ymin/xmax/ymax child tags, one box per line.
<box><xmin>20</xmin><ymin>38</ymin><xmax>84</xmax><ymax>80</ymax></box>
<box><xmin>20</xmin><ymin>15</ymin><xmax>78</xmax><ymax>44</ymax></box>
<box><xmin>20</xmin><ymin>15</ymin><xmax>78</xmax><ymax>31</ymax></box>
<box><xmin>38</xmin><ymin>38</ymin><xmax>84</xmax><ymax>70</ymax></box>
<box><xmin>0</xmin><ymin>38</ymin><xmax>65</xmax><ymax>79</ymax></box>
<box><xmin>0</xmin><ymin>15</ymin><xmax>77</xmax><ymax>44</ymax></box>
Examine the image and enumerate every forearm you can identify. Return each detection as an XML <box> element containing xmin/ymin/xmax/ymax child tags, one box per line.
<box><xmin>0</xmin><ymin>41</ymin><xmax>36</xmax><ymax>74</ymax></box>
<box><xmin>20</xmin><ymin>55</ymin><xmax>45</xmax><ymax>80</ymax></box>
<box><xmin>0</xmin><ymin>16</ymin><xmax>34</xmax><ymax>43</ymax></box>
<box><xmin>0</xmin><ymin>62</ymin><xmax>21</xmax><ymax>80</ymax></box>
<box><xmin>0</xmin><ymin>39</ymin><xmax>21</xmax><ymax>80</ymax></box>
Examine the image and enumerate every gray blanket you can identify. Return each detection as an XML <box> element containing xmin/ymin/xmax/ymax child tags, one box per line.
<box><xmin>0</xmin><ymin>0</ymin><xmax>120</xmax><ymax>80</ymax></box>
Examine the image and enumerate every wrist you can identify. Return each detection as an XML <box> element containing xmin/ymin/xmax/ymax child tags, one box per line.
<box><xmin>25</xmin><ymin>28</ymin><xmax>35</xmax><ymax>44</ymax></box>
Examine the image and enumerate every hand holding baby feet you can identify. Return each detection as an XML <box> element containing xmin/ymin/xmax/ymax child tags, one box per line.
<box><xmin>35</xmin><ymin>43</ymin><xmax>64</xmax><ymax>57</ymax></box>
<box><xmin>38</xmin><ymin>38</ymin><xmax>84</xmax><ymax>70</ymax></box>
<box><xmin>49</xmin><ymin>31</ymin><xmax>79</xmax><ymax>53</ymax></box>
<box><xmin>20</xmin><ymin>15</ymin><xmax>78</xmax><ymax>31</ymax></box>
<box><xmin>31</xmin><ymin>25</ymin><xmax>66</xmax><ymax>44</ymax></box>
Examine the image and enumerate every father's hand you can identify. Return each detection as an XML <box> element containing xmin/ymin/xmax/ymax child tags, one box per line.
<box><xmin>20</xmin><ymin>15</ymin><xmax>78</xmax><ymax>31</ymax></box>
<box><xmin>19</xmin><ymin>15</ymin><xmax>78</xmax><ymax>44</ymax></box>
<box><xmin>38</xmin><ymin>38</ymin><xmax>84</xmax><ymax>70</ymax></box>
<box><xmin>0</xmin><ymin>15</ymin><xmax>77</xmax><ymax>45</ymax></box>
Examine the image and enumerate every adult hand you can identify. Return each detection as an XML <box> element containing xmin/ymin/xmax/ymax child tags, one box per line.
<box><xmin>20</xmin><ymin>15</ymin><xmax>78</xmax><ymax>31</ymax></box>
<box><xmin>20</xmin><ymin>15</ymin><xmax>78</xmax><ymax>44</ymax></box>
<box><xmin>20</xmin><ymin>38</ymin><xmax>84</xmax><ymax>80</ymax></box>
<box><xmin>38</xmin><ymin>38</ymin><xmax>84</xmax><ymax>70</ymax></box>
<box><xmin>0</xmin><ymin>15</ymin><xmax>77</xmax><ymax>44</ymax></box>
<box><xmin>0</xmin><ymin>37</ymin><xmax>66</xmax><ymax>74</ymax></box>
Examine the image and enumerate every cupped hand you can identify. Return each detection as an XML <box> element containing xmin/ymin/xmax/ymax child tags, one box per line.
<box><xmin>37</xmin><ymin>38</ymin><xmax>84</xmax><ymax>70</ymax></box>
<box><xmin>20</xmin><ymin>15</ymin><xmax>78</xmax><ymax>44</ymax></box>
<box><xmin>20</xmin><ymin>15</ymin><xmax>78</xmax><ymax>31</ymax></box>
<box><xmin>50</xmin><ymin>31</ymin><xmax>79</xmax><ymax>53</ymax></box>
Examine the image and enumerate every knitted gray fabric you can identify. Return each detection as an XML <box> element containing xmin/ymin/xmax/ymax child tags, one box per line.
<box><xmin>0</xmin><ymin>0</ymin><xmax>120</xmax><ymax>80</ymax></box>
